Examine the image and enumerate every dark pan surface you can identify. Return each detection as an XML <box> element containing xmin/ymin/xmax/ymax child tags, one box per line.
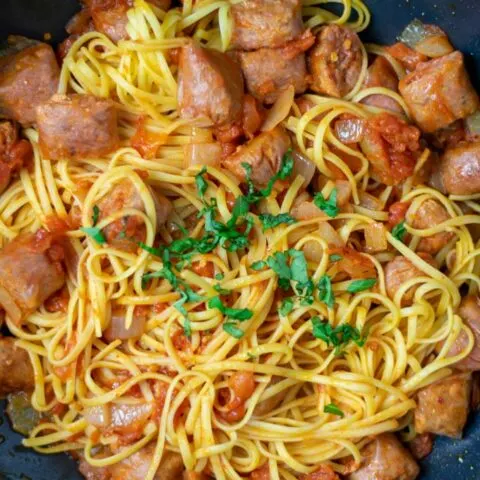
<box><xmin>0</xmin><ymin>0</ymin><xmax>479</xmax><ymax>478</ymax></box>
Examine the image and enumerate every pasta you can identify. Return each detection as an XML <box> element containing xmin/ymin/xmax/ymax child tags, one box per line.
<box><xmin>0</xmin><ymin>1</ymin><xmax>479</xmax><ymax>479</ymax></box>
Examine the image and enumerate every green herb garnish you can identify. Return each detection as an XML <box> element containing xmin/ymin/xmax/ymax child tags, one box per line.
<box><xmin>195</xmin><ymin>166</ymin><xmax>208</xmax><ymax>199</ymax></box>
<box><xmin>347</xmin><ymin>278</ymin><xmax>377</xmax><ymax>294</ymax></box>
<box><xmin>392</xmin><ymin>221</ymin><xmax>406</xmax><ymax>243</ymax></box>
<box><xmin>279</xmin><ymin>297</ymin><xmax>294</xmax><ymax>316</ymax></box>
<box><xmin>259</xmin><ymin>213</ymin><xmax>296</xmax><ymax>231</ymax></box>
<box><xmin>223</xmin><ymin>323</ymin><xmax>244</xmax><ymax>339</ymax></box>
<box><xmin>313</xmin><ymin>188</ymin><xmax>339</xmax><ymax>218</ymax></box>
<box><xmin>208</xmin><ymin>296</ymin><xmax>253</xmax><ymax>321</ymax></box>
<box><xmin>81</xmin><ymin>226</ymin><xmax>106</xmax><ymax>245</ymax></box>
<box><xmin>92</xmin><ymin>205</ymin><xmax>100</xmax><ymax>226</ymax></box>
<box><xmin>324</xmin><ymin>403</ymin><xmax>344</xmax><ymax>417</ymax></box>
<box><xmin>329</xmin><ymin>254</ymin><xmax>342</xmax><ymax>262</ymax></box>
<box><xmin>214</xmin><ymin>284</ymin><xmax>232</xmax><ymax>295</ymax></box>
<box><xmin>311</xmin><ymin>317</ymin><xmax>366</xmax><ymax>354</ymax></box>
<box><xmin>317</xmin><ymin>275</ymin><xmax>335</xmax><ymax>309</ymax></box>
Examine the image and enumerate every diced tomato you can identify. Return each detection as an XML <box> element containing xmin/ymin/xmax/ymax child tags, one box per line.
<box><xmin>191</xmin><ymin>260</ymin><xmax>214</xmax><ymax>278</ymax></box>
<box><xmin>228</xmin><ymin>371</ymin><xmax>256</xmax><ymax>401</ymax></box>
<box><xmin>388</xmin><ymin>201</ymin><xmax>410</xmax><ymax>228</ymax></box>
<box><xmin>385</xmin><ymin>42</ymin><xmax>428</xmax><ymax>71</ymax></box>
<box><xmin>329</xmin><ymin>246</ymin><xmax>376</xmax><ymax>279</ymax></box>
<box><xmin>45</xmin><ymin>287</ymin><xmax>70</xmax><ymax>313</ymax></box>
<box><xmin>250</xmin><ymin>463</ymin><xmax>270</xmax><ymax>480</ymax></box>
<box><xmin>131</xmin><ymin>116</ymin><xmax>169</xmax><ymax>159</ymax></box>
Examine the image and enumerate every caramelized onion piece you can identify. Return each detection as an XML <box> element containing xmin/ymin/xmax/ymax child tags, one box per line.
<box><xmin>183</xmin><ymin>142</ymin><xmax>222</xmax><ymax>168</ymax></box>
<box><xmin>261</xmin><ymin>85</ymin><xmax>295</xmax><ymax>132</ymax></box>
<box><xmin>292</xmin><ymin>150</ymin><xmax>316</xmax><ymax>186</ymax></box>
<box><xmin>364</xmin><ymin>222</ymin><xmax>388</xmax><ymax>252</ymax></box>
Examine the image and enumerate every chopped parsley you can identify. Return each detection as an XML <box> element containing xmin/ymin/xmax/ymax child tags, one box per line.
<box><xmin>347</xmin><ymin>278</ymin><xmax>377</xmax><ymax>294</ymax></box>
<box><xmin>311</xmin><ymin>317</ymin><xmax>367</xmax><ymax>354</ymax></box>
<box><xmin>313</xmin><ymin>188</ymin><xmax>339</xmax><ymax>218</ymax></box>
<box><xmin>223</xmin><ymin>323</ymin><xmax>244</xmax><ymax>339</ymax></box>
<box><xmin>214</xmin><ymin>284</ymin><xmax>232</xmax><ymax>295</ymax></box>
<box><xmin>215</xmin><ymin>273</ymin><xmax>224</xmax><ymax>281</ymax></box>
<box><xmin>92</xmin><ymin>205</ymin><xmax>100</xmax><ymax>226</ymax></box>
<box><xmin>392</xmin><ymin>221</ymin><xmax>407</xmax><ymax>243</ymax></box>
<box><xmin>259</xmin><ymin>213</ymin><xmax>296</xmax><ymax>231</ymax></box>
<box><xmin>324</xmin><ymin>403</ymin><xmax>344</xmax><ymax>417</ymax></box>
<box><xmin>279</xmin><ymin>297</ymin><xmax>294</xmax><ymax>316</ymax></box>
<box><xmin>208</xmin><ymin>296</ymin><xmax>253</xmax><ymax>321</ymax></box>
<box><xmin>81</xmin><ymin>226</ymin><xmax>106</xmax><ymax>245</ymax></box>
<box><xmin>317</xmin><ymin>275</ymin><xmax>334</xmax><ymax>309</ymax></box>
<box><xmin>329</xmin><ymin>254</ymin><xmax>342</xmax><ymax>263</ymax></box>
<box><xmin>183</xmin><ymin>318</ymin><xmax>192</xmax><ymax>338</ymax></box>
<box><xmin>195</xmin><ymin>166</ymin><xmax>208</xmax><ymax>199</ymax></box>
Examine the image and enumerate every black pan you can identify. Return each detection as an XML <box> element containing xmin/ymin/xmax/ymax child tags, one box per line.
<box><xmin>0</xmin><ymin>1</ymin><xmax>479</xmax><ymax>478</ymax></box>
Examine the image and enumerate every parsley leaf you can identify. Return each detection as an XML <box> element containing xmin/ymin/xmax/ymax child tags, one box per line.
<box><xmin>223</xmin><ymin>323</ymin><xmax>244</xmax><ymax>339</ymax></box>
<box><xmin>392</xmin><ymin>221</ymin><xmax>406</xmax><ymax>243</ymax></box>
<box><xmin>183</xmin><ymin>318</ymin><xmax>192</xmax><ymax>338</ymax></box>
<box><xmin>251</xmin><ymin>260</ymin><xmax>266</xmax><ymax>271</ymax></box>
<box><xmin>214</xmin><ymin>284</ymin><xmax>232</xmax><ymax>295</ymax></box>
<box><xmin>92</xmin><ymin>205</ymin><xmax>100</xmax><ymax>226</ymax></box>
<box><xmin>279</xmin><ymin>297</ymin><xmax>294</xmax><ymax>316</ymax></box>
<box><xmin>347</xmin><ymin>278</ymin><xmax>377</xmax><ymax>294</ymax></box>
<box><xmin>288</xmin><ymin>249</ymin><xmax>309</xmax><ymax>284</ymax></box>
<box><xmin>259</xmin><ymin>213</ymin><xmax>296</xmax><ymax>231</ymax></box>
<box><xmin>81</xmin><ymin>226</ymin><xmax>106</xmax><ymax>245</ymax></box>
<box><xmin>215</xmin><ymin>273</ymin><xmax>224</xmax><ymax>280</ymax></box>
<box><xmin>313</xmin><ymin>188</ymin><xmax>339</xmax><ymax>218</ymax></box>
<box><xmin>329</xmin><ymin>254</ymin><xmax>342</xmax><ymax>262</ymax></box>
<box><xmin>208</xmin><ymin>296</ymin><xmax>253</xmax><ymax>321</ymax></box>
<box><xmin>311</xmin><ymin>317</ymin><xmax>366</xmax><ymax>354</ymax></box>
<box><xmin>317</xmin><ymin>275</ymin><xmax>335</xmax><ymax>309</ymax></box>
<box><xmin>195</xmin><ymin>166</ymin><xmax>208</xmax><ymax>198</ymax></box>
<box><xmin>324</xmin><ymin>403</ymin><xmax>344</xmax><ymax>417</ymax></box>
<box><xmin>138</xmin><ymin>242</ymin><xmax>163</xmax><ymax>256</ymax></box>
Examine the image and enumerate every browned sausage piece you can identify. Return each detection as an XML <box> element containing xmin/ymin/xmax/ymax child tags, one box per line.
<box><xmin>384</xmin><ymin>255</ymin><xmax>433</xmax><ymax>306</ymax></box>
<box><xmin>230</xmin><ymin>0</ymin><xmax>303</xmax><ymax>51</ymax></box>
<box><xmin>415</xmin><ymin>373</ymin><xmax>471</xmax><ymax>438</ymax></box>
<box><xmin>253</xmin><ymin>377</ymin><xmax>289</xmax><ymax>416</ymax></box>
<box><xmin>37</xmin><ymin>94</ymin><xmax>119</xmax><ymax>160</ymax></box>
<box><xmin>178</xmin><ymin>42</ymin><xmax>244</xmax><ymax>127</ymax></box>
<box><xmin>299</xmin><ymin>465</ymin><xmax>340</xmax><ymax>480</ymax></box>
<box><xmin>0</xmin><ymin>120</ymin><xmax>33</xmax><ymax>194</ymax></box>
<box><xmin>0</xmin><ymin>230</ymin><xmax>66</xmax><ymax>325</ymax></box>
<box><xmin>399</xmin><ymin>51</ymin><xmax>479</xmax><ymax>133</ymax></box>
<box><xmin>446</xmin><ymin>295</ymin><xmax>480</xmax><ymax>371</ymax></box>
<box><xmin>222</xmin><ymin>126</ymin><xmax>291</xmax><ymax>189</ymax></box>
<box><xmin>347</xmin><ymin>433</ymin><xmax>419</xmax><ymax>480</ymax></box>
<box><xmin>362</xmin><ymin>56</ymin><xmax>402</xmax><ymax>113</ymax></box>
<box><xmin>408</xmin><ymin>433</ymin><xmax>434</xmax><ymax>460</ymax></box>
<box><xmin>98</xmin><ymin>179</ymin><xmax>172</xmax><ymax>251</ymax></box>
<box><xmin>0</xmin><ymin>337</ymin><xmax>34</xmax><ymax>397</ymax></box>
<box><xmin>408</xmin><ymin>199</ymin><xmax>454</xmax><ymax>254</ymax></box>
<box><xmin>308</xmin><ymin>25</ymin><xmax>363</xmax><ymax>98</ymax></box>
<box><xmin>84</xmin><ymin>0</ymin><xmax>131</xmax><ymax>42</ymax></box>
<box><xmin>78</xmin><ymin>446</ymin><xmax>184</xmax><ymax>480</ymax></box>
<box><xmin>0</xmin><ymin>38</ymin><xmax>60</xmax><ymax>126</ymax></box>
<box><xmin>239</xmin><ymin>32</ymin><xmax>314</xmax><ymax>105</ymax></box>
<box><xmin>439</xmin><ymin>141</ymin><xmax>480</xmax><ymax>195</ymax></box>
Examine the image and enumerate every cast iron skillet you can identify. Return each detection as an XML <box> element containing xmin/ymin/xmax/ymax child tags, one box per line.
<box><xmin>0</xmin><ymin>0</ymin><xmax>479</xmax><ymax>478</ymax></box>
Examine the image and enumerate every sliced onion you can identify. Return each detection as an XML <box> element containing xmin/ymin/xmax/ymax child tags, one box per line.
<box><xmin>152</xmin><ymin>191</ymin><xmax>172</xmax><ymax>227</ymax></box>
<box><xmin>292</xmin><ymin>150</ymin><xmax>316</xmax><ymax>186</ymax></box>
<box><xmin>183</xmin><ymin>143</ymin><xmax>222</xmax><ymax>168</ymax></box>
<box><xmin>291</xmin><ymin>200</ymin><xmax>326</xmax><ymax>221</ymax></box>
<box><xmin>302</xmin><ymin>240</ymin><xmax>324</xmax><ymax>262</ymax></box>
<box><xmin>335</xmin><ymin>180</ymin><xmax>352</xmax><ymax>207</ymax></box>
<box><xmin>335</xmin><ymin>118</ymin><xmax>365</xmax><ymax>144</ymax></box>
<box><xmin>104</xmin><ymin>308</ymin><xmax>147</xmax><ymax>342</ymax></box>
<box><xmin>261</xmin><ymin>85</ymin><xmax>295</xmax><ymax>132</ymax></box>
<box><xmin>415</xmin><ymin>35</ymin><xmax>454</xmax><ymax>58</ymax></box>
<box><xmin>84</xmin><ymin>405</ymin><xmax>111</xmax><ymax>428</ymax></box>
<box><xmin>110</xmin><ymin>403</ymin><xmax>154</xmax><ymax>430</ymax></box>
<box><xmin>317</xmin><ymin>221</ymin><xmax>344</xmax><ymax>247</ymax></box>
<box><xmin>364</xmin><ymin>222</ymin><xmax>388</xmax><ymax>252</ymax></box>
<box><xmin>359</xmin><ymin>191</ymin><xmax>384</xmax><ymax>211</ymax></box>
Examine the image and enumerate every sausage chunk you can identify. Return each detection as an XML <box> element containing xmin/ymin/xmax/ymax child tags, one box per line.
<box><xmin>299</xmin><ymin>465</ymin><xmax>340</xmax><ymax>480</ymax></box>
<box><xmin>415</xmin><ymin>373</ymin><xmax>471</xmax><ymax>438</ymax></box>
<box><xmin>399</xmin><ymin>51</ymin><xmax>479</xmax><ymax>133</ymax></box>
<box><xmin>439</xmin><ymin>141</ymin><xmax>480</xmax><ymax>195</ymax></box>
<box><xmin>37</xmin><ymin>94</ymin><xmax>119</xmax><ymax>160</ymax></box>
<box><xmin>446</xmin><ymin>295</ymin><xmax>480</xmax><ymax>371</ymax></box>
<box><xmin>362</xmin><ymin>56</ymin><xmax>402</xmax><ymax>113</ymax></box>
<box><xmin>178</xmin><ymin>43</ymin><xmax>244</xmax><ymax>127</ymax></box>
<box><xmin>0</xmin><ymin>337</ymin><xmax>34</xmax><ymax>397</ymax></box>
<box><xmin>0</xmin><ymin>38</ymin><xmax>60</xmax><ymax>126</ymax></box>
<box><xmin>347</xmin><ymin>433</ymin><xmax>419</xmax><ymax>480</ymax></box>
<box><xmin>408</xmin><ymin>433</ymin><xmax>434</xmax><ymax>460</ymax></box>
<box><xmin>222</xmin><ymin>126</ymin><xmax>291</xmax><ymax>189</ymax></box>
<box><xmin>0</xmin><ymin>230</ymin><xmax>65</xmax><ymax>325</ymax></box>
<box><xmin>85</xmin><ymin>0</ymin><xmax>131</xmax><ymax>42</ymax></box>
<box><xmin>384</xmin><ymin>255</ymin><xmax>433</xmax><ymax>306</ymax></box>
<box><xmin>253</xmin><ymin>377</ymin><xmax>289</xmax><ymax>416</ymax></box>
<box><xmin>408</xmin><ymin>199</ymin><xmax>454</xmax><ymax>254</ymax></box>
<box><xmin>308</xmin><ymin>25</ymin><xmax>363</xmax><ymax>98</ymax></box>
<box><xmin>239</xmin><ymin>32</ymin><xmax>314</xmax><ymax>105</ymax></box>
<box><xmin>359</xmin><ymin>113</ymin><xmax>421</xmax><ymax>186</ymax></box>
<box><xmin>231</xmin><ymin>0</ymin><xmax>303</xmax><ymax>51</ymax></box>
<box><xmin>0</xmin><ymin>121</ymin><xmax>33</xmax><ymax>194</ymax></box>
<box><xmin>98</xmin><ymin>179</ymin><xmax>172</xmax><ymax>251</ymax></box>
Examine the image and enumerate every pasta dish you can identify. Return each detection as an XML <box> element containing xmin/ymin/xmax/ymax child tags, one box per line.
<box><xmin>0</xmin><ymin>1</ymin><xmax>479</xmax><ymax>479</ymax></box>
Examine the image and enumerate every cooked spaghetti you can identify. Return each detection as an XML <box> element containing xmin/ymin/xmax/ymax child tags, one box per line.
<box><xmin>0</xmin><ymin>1</ymin><xmax>479</xmax><ymax>479</ymax></box>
